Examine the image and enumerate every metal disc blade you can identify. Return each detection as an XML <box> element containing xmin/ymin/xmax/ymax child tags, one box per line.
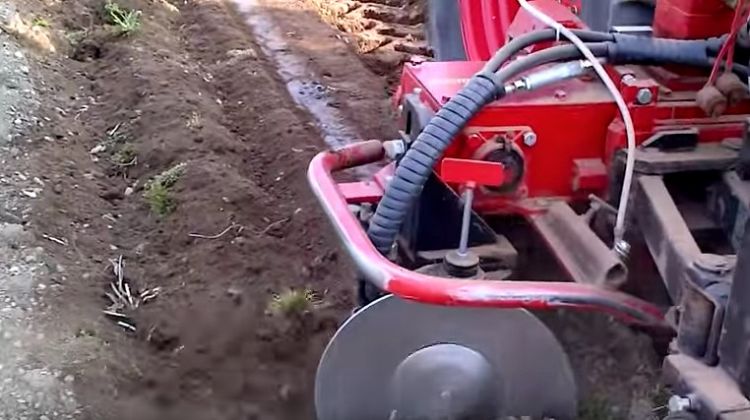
<box><xmin>315</xmin><ymin>295</ymin><xmax>577</xmax><ymax>420</ymax></box>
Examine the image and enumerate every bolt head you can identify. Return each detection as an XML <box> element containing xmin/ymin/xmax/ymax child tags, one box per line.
<box><xmin>636</xmin><ymin>88</ymin><xmax>653</xmax><ymax>105</ymax></box>
<box><xmin>523</xmin><ymin>131</ymin><xmax>537</xmax><ymax>147</ymax></box>
<box><xmin>668</xmin><ymin>395</ymin><xmax>693</xmax><ymax>413</ymax></box>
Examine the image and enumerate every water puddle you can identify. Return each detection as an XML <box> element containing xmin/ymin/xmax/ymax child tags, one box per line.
<box><xmin>230</xmin><ymin>0</ymin><xmax>360</xmax><ymax>150</ymax></box>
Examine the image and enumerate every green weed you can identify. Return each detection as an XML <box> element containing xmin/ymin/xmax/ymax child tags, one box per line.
<box><xmin>111</xmin><ymin>143</ymin><xmax>137</xmax><ymax>166</ymax></box>
<box><xmin>32</xmin><ymin>17</ymin><xmax>50</xmax><ymax>28</ymax></box>
<box><xmin>143</xmin><ymin>163</ymin><xmax>185</xmax><ymax>216</ymax></box>
<box><xmin>578</xmin><ymin>397</ymin><xmax>622</xmax><ymax>420</ymax></box>
<box><xmin>104</xmin><ymin>1</ymin><xmax>142</xmax><ymax>35</ymax></box>
<box><xmin>268</xmin><ymin>288</ymin><xmax>316</xmax><ymax>317</ymax></box>
<box><xmin>144</xmin><ymin>182</ymin><xmax>175</xmax><ymax>216</ymax></box>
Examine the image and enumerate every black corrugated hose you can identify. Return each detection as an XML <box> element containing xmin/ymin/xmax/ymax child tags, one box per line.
<box><xmin>364</xmin><ymin>32</ymin><xmax>738</xmax><ymax>260</ymax></box>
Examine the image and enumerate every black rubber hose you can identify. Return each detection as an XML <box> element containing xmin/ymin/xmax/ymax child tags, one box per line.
<box><xmin>482</xmin><ymin>29</ymin><xmax>614</xmax><ymax>73</ymax></box>
<box><xmin>494</xmin><ymin>43</ymin><xmax>610</xmax><ymax>82</ymax></box>
<box><xmin>366</xmin><ymin>44</ymin><xmax>608</xmax><ymax>256</ymax></box>
<box><xmin>610</xmin><ymin>34</ymin><xmax>712</xmax><ymax>67</ymax></box>
<box><xmin>366</xmin><ymin>35</ymin><xmax>733</xmax><ymax>258</ymax></box>
<box><xmin>366</xmin><ymin>74</ymin><xmax>500</xmax><ymax>254</ymax></box>
<box><xmin>708</xmin><ymin>58</ymin><xmax>750</xmax><ymax>80</ymax></box>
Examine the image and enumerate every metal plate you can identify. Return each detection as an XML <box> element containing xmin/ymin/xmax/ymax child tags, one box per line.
<box><xmin>315</xmin><ymin>295</ymin><xmax>577</xmax><ymax>420</ymax></box>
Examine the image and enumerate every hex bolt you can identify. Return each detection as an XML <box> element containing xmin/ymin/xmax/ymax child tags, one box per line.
<box><xmin>636</xmin><ymin>88</ymin><xmax>653</xmax><ymax>105</ymax></box>
<box><xmin>523</xmin><ymin>131</ymin><xmax>538</xmax><ymax>147</ymax></box>
<box><xmin>668</xmin><ymin>395</ymin><xmax>695</xmax><ymax>413</ymax></box>
<box><xmin>383</xmin><ymin>139</ymin><xmax>406</xmax><ymax>161</ymax></box>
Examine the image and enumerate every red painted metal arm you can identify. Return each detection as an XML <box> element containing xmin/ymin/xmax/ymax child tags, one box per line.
<box><xmin>307</xmin><ymin>141</ymin><xmax>669</xmax><ymax>329</ymax></box>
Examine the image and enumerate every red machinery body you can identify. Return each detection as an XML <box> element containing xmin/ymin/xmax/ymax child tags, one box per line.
<box><xmin>654</xmin><ymin>0</ymin><xmax>735</xmax><ymax>39</ymax></box>
<box><xmin>399</xmin><ymin>0</ymin><xmax>747</xmax><ymax>215</ymax></box>
<box><xmin>311</xmin><ymin>0</ymin><xmax>750</xmax><ymax>419</ymax></box>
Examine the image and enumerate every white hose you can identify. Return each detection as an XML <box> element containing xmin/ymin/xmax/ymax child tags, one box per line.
<box><xmin>517</xmin><ymin>0</ymin><xmax>636</xmax><ymax>247</ymax></box>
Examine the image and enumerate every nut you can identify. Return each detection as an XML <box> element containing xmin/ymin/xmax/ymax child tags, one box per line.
<box><xmin>668</xmin><ymin>395</ymin><xmax>694</xmax><ymax>413</ymax></box>
<box><xmin>383</xmin><ymin>139</ymin><xmax>406</xmax><ymax>160</ymax></box>
<box><xmin>523</xmin><ymin>131</ymin><xmax>538</xmax><ymax>147</ymax></box>
<box><xmin>636</xmin><ymin>88</ymin><xmax>653</xmax><ymax>105</ymax></box>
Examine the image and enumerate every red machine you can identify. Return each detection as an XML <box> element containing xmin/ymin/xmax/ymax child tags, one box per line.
<box><xmin>310</xmin><ymin>0</ymin><xmax>750</xmax><ymax>418</ymax></box>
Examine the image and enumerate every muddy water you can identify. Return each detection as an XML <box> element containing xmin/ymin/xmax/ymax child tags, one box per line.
<box><xmin>230</xmin><ymin>0</ymin><xmax>361</xmax><ymax>149</ymax></box>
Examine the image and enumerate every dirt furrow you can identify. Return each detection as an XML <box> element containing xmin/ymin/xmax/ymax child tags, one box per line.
<box><xmin>307</xmin><ymin>0</ymin><xmax>429</xmax><ymax>87</ymax></box>
<box><xmin>0</xmin><ymin>0</ymin><xmax>402</xmax><ymax>417</ymax></box>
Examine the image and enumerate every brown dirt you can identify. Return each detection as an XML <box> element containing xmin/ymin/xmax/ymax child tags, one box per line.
<box><xmin>307</xmin><ymin>0</ymin><xmax>429</xmax><ymax>87</ymax></box>
<box><xmin>5</xmin><ymin>0</ymin><xmax>665</xmax><ymax>417</ymax></box>
<box><xmin>9</xmin><ymin>0</ymin><xmax>395</xmax><ymax>418</ymax></box>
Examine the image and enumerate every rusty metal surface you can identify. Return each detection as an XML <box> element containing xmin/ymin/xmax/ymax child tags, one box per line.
<box><xmin>719</xmin><ymin>222</ymin><xmax>750</xmax><ymax>399</ymax></box>
<box><xmin>636</xmin><ymin>176</ymin><xmax>702</xmax><ymax>301</ymax></box>
<box><xmin>631</xmin><ymin>143</ymin><xmax>739</xmax><ymax>175</ymax></box>
<box><xmin>530</xmin><ymin>201</ymin><xmax>627</xmax><ymax>288</ymax></box>
<box><xmin>664</xmin><ymin>354</ymin><xmax>750</xmax><ymax>419</ymax></box>
<box><xmin>677</xmin><ymin>277</ymin><xmax>728</xmax><ymax>365</ymax></box>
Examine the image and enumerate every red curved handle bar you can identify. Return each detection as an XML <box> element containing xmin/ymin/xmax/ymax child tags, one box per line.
<box><xmin>307</xmin><ymin>141</ymin><xmax>669</xmax><ymax>329</ymax></box>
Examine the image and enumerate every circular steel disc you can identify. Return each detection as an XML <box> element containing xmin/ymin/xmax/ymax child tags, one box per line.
<box><xmin>315</xmin><ymin>295</ymin><xmax>577</xmax><ymax>420</ymax></box>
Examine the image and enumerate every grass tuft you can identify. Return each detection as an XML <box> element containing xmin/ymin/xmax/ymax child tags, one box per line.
<box><xmin>104</xmin><ymin>1</ymin><xmax>142</xmax><ymax>35</ymax></box>
<box><xmin>578</xmin><ymin>397</ymin><xmax>622</xmax><ymax>420</ymax></box>
<box><xmin>32</xmin><ymin>17</ymin><xmax>50</xmax><ymax>28</ymax></box>
<box><xmin>144</xmin><ymin>182</ymin><xmax>175</xmax><ymax>216</ymax></box>
<box><xmin>143</xmin><ymin>163</ymin><xmax>186</xmax><ymax>216</ymax></box>
<box><xmin>268</xmin><ymin>288</ymin><xmax>316</xmax><ymax>317</ymax></box>
<box><xmin>111</xmin><ymin>143</ymin><xmax>137</xmax><ymax>166</ymax></box>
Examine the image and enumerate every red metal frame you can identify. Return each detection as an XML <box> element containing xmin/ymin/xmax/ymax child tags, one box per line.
<box><xmin>395</xmin><ymin>59</ymin><xmax>750</xmax><ymax>215</ymax></box>
<box><xmin>458</xmin><ymin>0</ymin><xmax>582</xmax><ymax>60</ymax></box>
<box><xmin>654</xmin><ymin>0</ymin><xmax>735</xmax><ymax>39</ymax></box>
<box><xmin>308</xmin><ymin>141</ymin><xmax>667</xmax><ymax>328</ymax></box>
<box><xmin>440</xmin><ymin>158</ymin><xmax>506</xmax><ymax>187</ymax></box>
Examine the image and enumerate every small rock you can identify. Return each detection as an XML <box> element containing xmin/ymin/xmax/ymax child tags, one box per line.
<box><xmin>14</xmin><ymin>51</ymin><xmax>23</xmax><ymax>59</ymax></box>
<box><xmin>63</xmin><ymin>374</ymin><xmax>74</xmax><ymax>383</ymax></box>
<box><xmin>52</xmin><ymin>183</ymin><xmax>63</xmax><ymax>194</ymax></box>
<box><xmin>279</xmin><ymin>384</ymin><xmax>292</xmax><ymax>401</ymax></box>
<box><xmin>226</xmin><ymin>286</ymin><xmax>243</xmax><ymax>304</ymax></box>
<box><xmin>9</xmin><ymin>147</ymin><xmax>19</xmax><ymax>157</ymax></box>
<box><xmin>19</xmin><ymin>65</ymin><xmax>29</xmax><ymax>74</ymax></box>
<box><xmin>89</xmin><ymin>144</ymin><xmax>106</xmax><ymax>155</ymax></box>
<box><xmin>124</xmin><ymin>187</ymin><xmax>134</xmax><ymax>196</ymax></box>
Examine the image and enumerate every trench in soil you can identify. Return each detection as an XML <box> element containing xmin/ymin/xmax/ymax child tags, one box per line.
<box><xmin>7</xmin><ymin>0</ymin><xmax>665</xmax><ymax>418</ymax></box>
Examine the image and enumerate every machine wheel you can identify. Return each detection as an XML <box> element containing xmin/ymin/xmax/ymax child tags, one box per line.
<box><xmin>315</xmin><ymin>295</ymin><xmax>578</xmax><ymax>420</ymax></box>
<box><xmin>425</xmin><ymin>0</ymin><xmax>467</xmax><ymax>61</ymax></box>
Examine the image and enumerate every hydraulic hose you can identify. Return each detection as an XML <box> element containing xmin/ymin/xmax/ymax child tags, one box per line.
<box><xmin>367</xmin><ymin>73</ymin><xmax>500</xmax><ymax>254</ymax></box>
<box><xmin>366</xmin><ymin>31</ymin><xmax>740</xmax><ymax>260</ymax></box>
<box><xmin>494</xmin><ymin>43</ymin><xmax>610</xmax><ymax>82</ymax></box>
<box><xmin>482</xmin><ymin>29</ymin><xmax>614</xmax><ymax>73</ymax></box>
